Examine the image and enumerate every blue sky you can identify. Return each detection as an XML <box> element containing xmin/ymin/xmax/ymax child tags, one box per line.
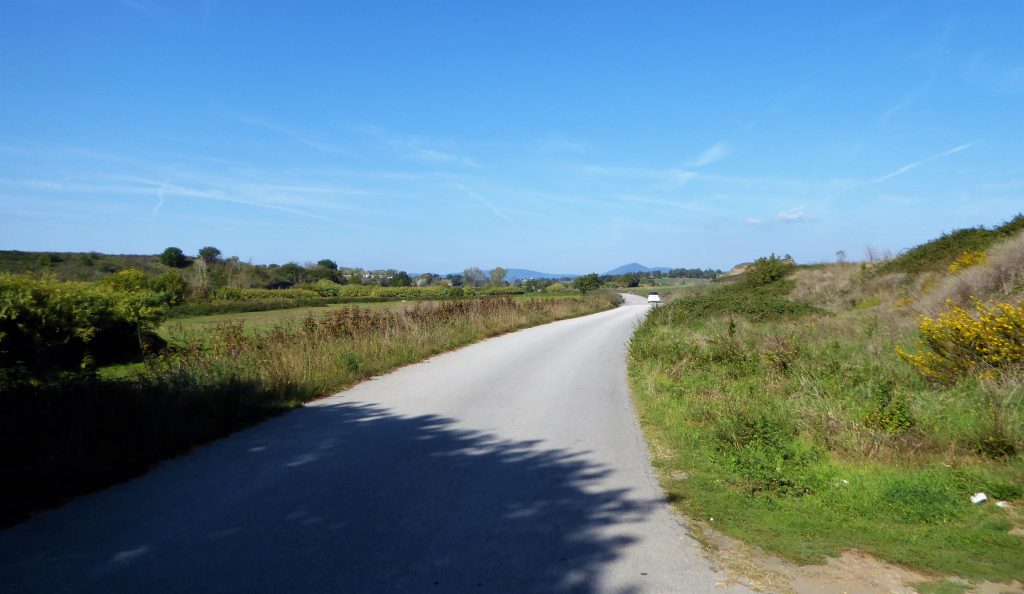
<box><xmin>1</xmin><ymin>1</ymin><xmax>1022</xmax><ymax>272</ymax></box>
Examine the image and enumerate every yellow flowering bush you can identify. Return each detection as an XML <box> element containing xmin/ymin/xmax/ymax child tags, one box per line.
<box><xmin>947</xmin><ymin>249</ymin><xmax>987</xmax><ymax>274</ymax></box>
<box><xmin>897</xmin><ymin>299</ymin><xmax>1024</xmax><ymax>382</ymax></box>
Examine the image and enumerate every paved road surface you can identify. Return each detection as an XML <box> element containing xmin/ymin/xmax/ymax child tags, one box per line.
<box><xmin>0</xmin><ymin>294</ymin><xmax>748</xmax><ymax>593</ymax></box>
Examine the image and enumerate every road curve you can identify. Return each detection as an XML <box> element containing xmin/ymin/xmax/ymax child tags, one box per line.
<box><xmin>0</xmin><ymin>294</ymin><xmax>748</xmax><ymax>594</ymax></box>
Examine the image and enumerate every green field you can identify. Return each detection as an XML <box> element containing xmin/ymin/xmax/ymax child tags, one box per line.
<box><xmin>159</xmin><ymin>301</ymin><xmax>412</xmax><ymax>343</ymax></box>
<box><xmin>159</xmin><ymin>293</ymin><xmax>583</xmax><ymax>344</ymax></box>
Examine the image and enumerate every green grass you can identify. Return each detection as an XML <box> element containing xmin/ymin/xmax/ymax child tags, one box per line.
<box><xmin>911</xmin><ymin>580</ymin><xmax>972</xmax><ymax>594</ymax></box>
<box><xmin>628</xmin><ymin>280</ymin><xmax>1024</xmax><ymax>583</ymax></box>
<box><xmin>159</xmin><ymin>301</ymin><xmax>411</xmax><ymax>343</ymax></box>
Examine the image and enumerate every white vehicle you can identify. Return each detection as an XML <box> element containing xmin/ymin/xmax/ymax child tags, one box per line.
<box><xmin>647</xmin><ymin>291</ymin><xmax>661</xmax><ymax>305</ymax></box>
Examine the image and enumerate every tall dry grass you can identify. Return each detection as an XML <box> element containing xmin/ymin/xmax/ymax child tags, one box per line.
<box><xmin>917</xmin><ymin>231</ymin><xmax>1024</xmax><ymax>313</ymax></box>
<box><xmin>2</xmin><ymin>292</ymin><xmax>621</xmax><ymax>525</ymax></box>
<box><xmin>164</xmin><ymin>295</ymin><xmax>620</xmax><ymax>403</ymax></box>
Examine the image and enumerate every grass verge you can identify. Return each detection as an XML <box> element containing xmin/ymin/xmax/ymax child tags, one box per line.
<box><xmin>628</xmin><ymin>281</ymin><xmax>1023</xmax><ymax>584</ymax></box>
<box><xmin>1</xmin><ymin>292</ymin><xmax>621</xmax><ymax>526</ymax></box>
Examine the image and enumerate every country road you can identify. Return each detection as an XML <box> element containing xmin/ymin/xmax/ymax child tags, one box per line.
<box><xmin>0</xmin><ymin>294</ymin><xmax>749</xmax><ymax>594</ymax></box>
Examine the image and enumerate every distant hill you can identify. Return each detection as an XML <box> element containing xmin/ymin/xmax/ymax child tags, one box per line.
<box><xmin>876</xmin><ymin>213</ymin><xmax>1024</xmax><ymax>274</ymax></box>
<box><xmin>603</xmin><ymin>263</ymin><xmax>672</xmax><ymax>276</ymax></box>
<box><xmin>502</xmin><ymin>268</ymin><xmax>579</xmax><ymax>282</ymax></box>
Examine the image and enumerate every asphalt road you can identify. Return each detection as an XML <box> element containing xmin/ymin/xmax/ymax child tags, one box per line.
<box><xmin>0</xmin><ymin>294</ymin><xmax>748</xmax><ymax>594</ymax></box>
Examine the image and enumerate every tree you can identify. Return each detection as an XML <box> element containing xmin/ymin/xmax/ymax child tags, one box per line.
<box><xmin>317</xmin><ymin>259</ymin><xmax>338</xmax><ymax>270</ymax></box>
<box><xmin>619</xmin><ymin>272</ymin><xmax>641</xmax><ymax>287</ymax></box>
<box><xmin>463</xmin><ymin>267</ymin><xmax>486</xmax><ymax>287</ymax></box>
<box><xmin>392</xmin><ymin>271</ymin><xmax>412</xmax><ymax>287</ymax></box>
<box><xmin>489</xmin><ymin>266</ymin><xmax>507</xmax><ymax>287</ymax></box>
<box><xmin>151</xmin><ymin>270</ymin><xmax>187</xmax><ymax>305</ymax></box>
<box><xmin>198</xmin><ymin>246</ymin><xmax>222</xmax><ymax>264</ymax></box>
<box><xmin>573</xmin><ymin>273</ymin><xmax>601</xmax><ymax>294</ymax></box>
<box><xmin>160</xmin><ymin>247</ymin><xmax>189</xmax><ymax>268</ymax></box>
<box><xmin>278</xmin><ymin>262</ymin><xmax>306</xmax><ymax>284</ymax></box>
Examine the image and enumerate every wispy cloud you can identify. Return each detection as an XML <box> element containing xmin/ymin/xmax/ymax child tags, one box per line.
<box><xmin>620</xmin><ymin>194</ymin><xmax>710</xmax><ymax>215</ymax></box>
<box><xmin>356</xmin><ymin>126</ymin><xmax>481</xmax><ymax>167</ymax></box>
<box><xmin>452</xmin><ymin>183</ymin><xmax>520</xmax><ymax>230</ymax></box>
<box><xmin>152</xmin><ymin>178</ymin><xmax>168</xmax><ymax>217</ymax></box>
<box><xmin>855</xmin><ymin>142</ymin><xmax>976</xmax><ymax>186</ymax></box>
<box><xmin>580</xmin><ymin>164</ymin><xmax>697</xmax><ymax>186</ymax></box>
<box><xmin>221</xmin><ymin>112</ymin><xmax>352</xmax><ymax>156</ymax></box>
<box><xmin>538</xmin><ymin>136</ymin><xmax>588</xmax><ymax>154</ymax></box>
<box><xmin>686</xmin><ymin>142</ymin><xmax>731</xmax><ymax>167</ymax></box>
<box><xmin>776</xmin><ymin>207</ymin><xmax>817</xmax><ymax>223</ymax></box>
<box><xmin>744</xmin><ymin>217</ymin><xmax>764</xmax><ymax>225</ymax></box>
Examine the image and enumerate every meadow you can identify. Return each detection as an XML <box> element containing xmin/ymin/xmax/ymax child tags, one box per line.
<box><xmin>629</xmin><ymin>223</ymin><xmax>1024</xmax><ymax>590</ymax></box>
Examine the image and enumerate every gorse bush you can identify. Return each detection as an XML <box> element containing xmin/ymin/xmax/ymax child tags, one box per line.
<box><xmin>948</xmin><ymin>250</ymin><xmax>987</xmax><ymax>274</ymax></box>
<box><xmin>897</xmin><ymin>299</ymin><xmax>1024</xmax><ymax>383</ymax></box>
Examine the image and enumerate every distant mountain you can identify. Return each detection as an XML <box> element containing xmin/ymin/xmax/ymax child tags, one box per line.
<box><xmin>603</xmin><ymin>263</ymin><xmax>672</xmax><ymax>276</ymax></box>
<box><xmin>502</xmin><ymin>268</ymin><xmax>579</xmax><ymax>282</ymax></box>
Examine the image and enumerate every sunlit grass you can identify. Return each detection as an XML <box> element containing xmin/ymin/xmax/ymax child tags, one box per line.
<box><xmin>628</xmin><ymin>280</ymin><xmax>1024</xmax><ymax>584</ymax></box>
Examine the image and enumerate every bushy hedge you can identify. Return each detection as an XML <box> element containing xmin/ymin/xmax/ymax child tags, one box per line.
<box><xmin>0</xmin><ymin>272</ymin><xmax>169</xmax><ymax>385</ymax></box>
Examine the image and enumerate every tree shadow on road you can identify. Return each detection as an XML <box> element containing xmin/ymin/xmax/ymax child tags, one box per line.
<box><xmin>0</xmin><ymin>401</ymin><xmax>663</xmax><ymax>593</ymax></box>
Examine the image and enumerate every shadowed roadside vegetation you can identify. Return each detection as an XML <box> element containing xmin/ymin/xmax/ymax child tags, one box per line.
<box><xmin>1</xmin><ymin>292</ymin><xmax>621</xmax><ymax>525</ymax></box>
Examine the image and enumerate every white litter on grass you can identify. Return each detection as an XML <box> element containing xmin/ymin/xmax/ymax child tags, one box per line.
<box><xmin>970</xmin><ymin>492</ymin><xmax>988</xmax><ymax>504</ymax></box>
<box><xmin>995</xmin><ymin>501</ymin><xmax>1010</xmax><ymax>509</ymax></box>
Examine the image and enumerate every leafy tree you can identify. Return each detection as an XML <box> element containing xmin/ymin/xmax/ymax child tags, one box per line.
<box><xmin>489</xmin><ymin>266</ymin><xmax>507</xmax><ymax>286</ymax></box>
<box><xmin>392</xmin><ymin>271</ymin><xmax>412</xmax><ymax>287</ymax></box>
<box><xmin>546</xmin><ymin>282</ymin><xmax>567</xmax><ymax>293</ymax></box>
<box><xmin>573</xmin><ymin>273</ymin><xmax>601</xmax><ymax>294</ymax></box>
<box><xmin>160</xmin><ymin>247</ymin><xmax>189</xmax><ymax>268</ymax></box>
<box><xmin>317</xmin><ymin>259</ymin><xmax>338</xmax><ymax>270</ymax></box>
<box><xmin>446</xmin><ymin>273</ymin><xmax>464</xmax><ymax>287</ymax></box>
<box><xmin>198</xmin><ymin>246</ymin><xmax>222</xmax><ymax>264</ymax></box>
<box><xmin>619</xmin><ymin>273</ymin><xmax>641</xmax><ymax>287</ymax></box>
<box><xmin>151</xmin><ymin>271</ymin><xmax>187</xmax><ymax>305</ymax></box>
<box><xmin>278</xmin><ymin>262</ymin><xmax>306</xmax><ymax>284</ymax></box>
<box><xmin>464</xmin><ymin>267</ymin><xmax>486</xmax><ymax>287</ymax></box>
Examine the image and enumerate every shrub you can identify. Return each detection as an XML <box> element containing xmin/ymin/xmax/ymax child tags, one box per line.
<box><xmin>948</xmin><ymin>250</ymin><xmax>987</xmax><ymax>274</ymax></box>
<box><xmin>878</xmin><ymin>213</ymin><xmax>1023</xmax><ymax>274</ymax></box>
<box><xmin>862</xmin><ymin>382</ymin><xmax>914</xmax><ymax>434</ymax></box>
<box><xmin>745</xmin><ymin>254</ymin><xmax>795</xmax><ymax>288</ymax></box>
<box><xmin>897</xmin><ymin>299</ymin><xmax>1024</xmax><ymax>382</ymax></box>
<box><xmin>656</xmin><ymin>285</ymin><xmax>822</xmax><ymax>324</ymax></box>
<box><xmin>0</xmin><ymin>274</ymin><xmax>168</xmax><ymax>384</ymax></box>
